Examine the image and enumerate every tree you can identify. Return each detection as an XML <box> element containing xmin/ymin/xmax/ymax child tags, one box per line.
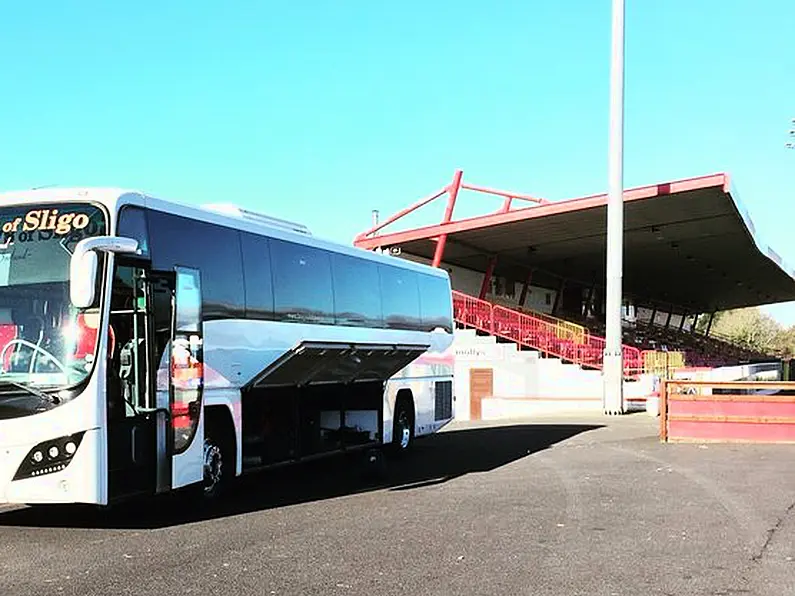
<box><xmin>709</xmin><ymin>307</ymin><xmax>795</xmax><ymax>357</ymax></box>
<box><xmin>774</xmin><ymin>325</ymin><xmax>795</xmax><ymax>359</ymax></box>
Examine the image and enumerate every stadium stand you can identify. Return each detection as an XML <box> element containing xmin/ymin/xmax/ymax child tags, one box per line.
<box><xmin>355</xmin><ymin>171</ymin><xmax>795</xmax><ymax>380</ymax></box>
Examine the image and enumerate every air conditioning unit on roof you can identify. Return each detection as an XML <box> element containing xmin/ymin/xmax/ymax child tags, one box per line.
<box><xmin>201</xmin><ymin>203</ymin><xmax>311</xmax><ymax>235</ymax></box>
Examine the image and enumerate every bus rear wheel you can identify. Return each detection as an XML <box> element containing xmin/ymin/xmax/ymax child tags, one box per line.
<box><xmin>391</xmin><ymin>397</ymin><xmax>414</xmax><ymax>454</ymax></box>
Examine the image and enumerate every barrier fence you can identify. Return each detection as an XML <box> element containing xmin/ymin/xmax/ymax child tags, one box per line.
<box><xmin>641</xmin><ymin>350</ymin><xmax>686</xmax><ymax>377</ymax></box>
<box><xmin>519</xmin><ymin>308</ymin><xmax>589</xmax><ymax>344</ymax></box>
<box><xmin>660</xmin><ymin>380</ymin><xmax>795</xmax><ymax>443</ymax></box>
<box><xmin>489</xmin><ymin>297</ymin><xmax>589</xmax><ymax>343</ymax></box>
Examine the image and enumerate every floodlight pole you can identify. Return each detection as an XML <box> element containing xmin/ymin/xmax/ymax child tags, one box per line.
<box><xmin>603</xmin><ymin>0</ymin><xmax>625</xmax><ymax>415</ymax></box>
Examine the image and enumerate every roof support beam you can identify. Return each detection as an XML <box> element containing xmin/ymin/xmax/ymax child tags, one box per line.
<box><xmin>584</xmin><ymin>284</ymin><xmax>597</xmax><ymax>318</ymax></box>
<box><xmin>705</xmin><ymin>312</ymin><xmax>716</xmax><ymax>337</ymax></box>
<box><xmin>519</xmin><ymin>270</ymin><xmax>535</xmax><ymax>307</ymax></box>
<box><xmin>479</xmin><ymin>256</ymin><xmax>497</xmax><ymax>300</ymax></box>
<box><xmin>690</xmin><ymin>314</ymin><xmax>700</xmax><ymax>335</ymax></box>
<box><xmin>431</xmin><ymin>170</ymin><xmax>463</xmax><ymax>268</ymax></box>
<box><xmin>647</xmin><ymin>306</ymin><xmax>657</xmax><ymax>328</ymax></box>
<box><xmin>552</xmin><ymin>279</ymin><xmax>566</xmax><ymax>316</ymax></box>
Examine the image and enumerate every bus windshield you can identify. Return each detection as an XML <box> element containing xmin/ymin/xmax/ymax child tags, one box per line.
<box><xmin>0</xmin><ymin>203</ymin><xmax>107</xmax><ymax>409</ymax></box>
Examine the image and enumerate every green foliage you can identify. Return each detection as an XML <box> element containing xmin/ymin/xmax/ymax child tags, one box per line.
<box><xmin>709</xmin><ymin>307</ymin><xmax>795</xmax><ymax>358</ymax></box>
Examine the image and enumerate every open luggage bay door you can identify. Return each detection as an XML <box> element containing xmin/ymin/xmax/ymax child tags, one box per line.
<box><xmin>245</xmin><ymin>341</ymin><xmax>430</xmax><ymax>389</ymax></box>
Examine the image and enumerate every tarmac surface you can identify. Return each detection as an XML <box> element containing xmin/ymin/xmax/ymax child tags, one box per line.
<box><xmin>1</xmin><ymin>413</ymin><xmax>794</xmax><ymax>596</ymax></box>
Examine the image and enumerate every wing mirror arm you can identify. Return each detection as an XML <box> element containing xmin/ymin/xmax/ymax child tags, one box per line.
<box><xmin>70</xmin><ymin>236</ymin><xmax>139</xmax><ymax>308</ymax></box>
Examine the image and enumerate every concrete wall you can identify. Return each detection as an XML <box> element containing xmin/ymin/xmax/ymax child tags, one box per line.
<box><xmin>452</xmin><ymin>329</ymin><xmax>656</xmax><ymax>420</ymax></box>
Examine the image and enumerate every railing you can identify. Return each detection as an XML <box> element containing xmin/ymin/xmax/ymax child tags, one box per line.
<box><xmin>488</xmin><ymin>297</ymin><xmax>589</xmax><ymax>343</ymax></box>
<box><xmin>519</xmin><ymin>307</ymin><xmax>588</xmax><ymax>343</ymax></box>
<box><xmin>641</xmin><ymin>350</ymin><xmax>686</xmax><ymax>377</ymax></box>
<box><xmin>452</xmin><ymin>291</ymin><xmax>642</xmax><ymax>377</ymax></box>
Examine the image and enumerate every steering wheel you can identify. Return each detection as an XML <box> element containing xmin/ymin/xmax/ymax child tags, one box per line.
<box><xmin>0</xmin><ymin>339</ymin><xmax>67</xmax><ymax>375</ymax></box>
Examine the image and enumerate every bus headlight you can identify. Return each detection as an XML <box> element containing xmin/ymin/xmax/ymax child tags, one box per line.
<box><xmin>13</xmin><ymin>432</ymin><xmax>86</xmax><ymax>481</ymax></box>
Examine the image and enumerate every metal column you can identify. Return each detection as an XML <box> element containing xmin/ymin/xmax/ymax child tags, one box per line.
<box><xmin>705</xmin><ymin>312</ymin><xmax>716</xmax><ymax>336</ymax></box>
<box><xmin>603</xmin><ymin>0</ymin><xmax>626</xmax><ymax>415</ymax></box>
<box><xmin>519</xmin><ymin>270</ymin><xmax>534</xmax><ymax>307</ymax></box>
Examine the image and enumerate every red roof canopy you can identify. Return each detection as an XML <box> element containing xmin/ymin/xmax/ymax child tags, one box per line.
<box><xmin>354</xmin><ymin>172</ymin><xmax>795</xmax><ymax>313</ymax></box>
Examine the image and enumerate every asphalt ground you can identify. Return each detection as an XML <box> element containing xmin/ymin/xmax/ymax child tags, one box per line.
<box><xmin>1</xmin><ymin>414</ymin><xmax>794</xmax><ymax>596</ymax></box>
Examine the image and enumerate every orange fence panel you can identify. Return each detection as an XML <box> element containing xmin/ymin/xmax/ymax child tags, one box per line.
<box><xmin>642</xmin><ymin>350</ymin><xmax>686</xmax><ymax>377</ymax></box>
<box><xmin>660</xmin><ymin>380</ymin><xmax>795</xmax><ymax>443</ymax></box>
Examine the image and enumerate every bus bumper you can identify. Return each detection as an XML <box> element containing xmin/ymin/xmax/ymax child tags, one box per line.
<box><xmin>0</xmin><ymin>428</ymin><xmax>104</xmax><ymax>505</ymax></box>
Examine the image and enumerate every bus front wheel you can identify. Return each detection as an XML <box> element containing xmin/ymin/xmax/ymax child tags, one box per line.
<box><xmin>202</xmin><ymin>436</ymin><xmax>225</xmax><ymax>500</ymax></box>
<box><xmin>199</xmin><ymin>413</ymin><xmax>235</xmax><ymax>503</ymax></box>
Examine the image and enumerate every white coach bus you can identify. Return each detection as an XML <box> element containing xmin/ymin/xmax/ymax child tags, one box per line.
<box><xmin>0</xmin><ymin>188</ymin><xmax>455</xmax><ymax>506</ymax></box>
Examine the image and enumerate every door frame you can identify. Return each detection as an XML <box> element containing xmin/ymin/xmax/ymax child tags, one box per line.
<box><xmin>105</xmin><ymin>259</ymin><xmax>172</xmax><ymax>500</ymax></box>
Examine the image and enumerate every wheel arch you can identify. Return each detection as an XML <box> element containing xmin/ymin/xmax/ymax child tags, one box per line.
<box><xmin>204</xmin><ymin>403</ymin><xmax>238</xmax><ymax>478</ymax></box>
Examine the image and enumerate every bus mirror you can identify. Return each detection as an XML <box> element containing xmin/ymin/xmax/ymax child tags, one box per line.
<box><xmin>70</xmin><ymin>236</ymin><xmax>139</xmax><ymax>308</ymax></box>
<box><xmin>71</xmin><ymin>250</ymin><xmax>98</xmax><ymax>308</ymax></box>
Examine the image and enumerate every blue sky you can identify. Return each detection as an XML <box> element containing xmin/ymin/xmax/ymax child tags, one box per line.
<box><xmin>1</xmin><ymin>1</ymin><xmax>794</xmax><ymax>324</ymax></box>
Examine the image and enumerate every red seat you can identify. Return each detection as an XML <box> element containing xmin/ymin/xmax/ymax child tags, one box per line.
<box><xmin>0</xmin><ymin>323</ymin><xmax>17</xmax><ymax>370</ymax></box>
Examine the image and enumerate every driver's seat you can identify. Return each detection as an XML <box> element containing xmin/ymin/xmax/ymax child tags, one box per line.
<box><xmin>0</xmin><ymin>308</ymin><xmax>17</xmax><ymax>371</ymax></box>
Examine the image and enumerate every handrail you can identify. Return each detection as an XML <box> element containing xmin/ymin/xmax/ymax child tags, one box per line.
<box><xmin>641</xmin><ymin>350</ymin><xmax>687</xmax><ymax>377</ymax></box>
<box><xmin>487</xmin><ymin>297</ymin><xmax>589</xmax><ymax>343</ymax></box>
<box><xmin>519</xmin><ymin>307</ymin><xmax>588</xmax><ymax>343</ymax></box>
<box><xmin>452</xmin><ymin>291</ymin><xmax>642</xmax><ymax>377</ymax></box>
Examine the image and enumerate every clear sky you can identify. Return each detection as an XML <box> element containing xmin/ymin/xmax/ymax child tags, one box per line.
<box><xmin>1</xmin><ymin>1</ymin><xmax>794</xmax><ymax>323</ymax></box>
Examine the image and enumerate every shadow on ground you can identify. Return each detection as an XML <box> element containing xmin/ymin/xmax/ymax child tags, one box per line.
<box><xmin>0</xmin><ymin>422</ymin><xmax>601</xmax><ymax>530</ymax></box>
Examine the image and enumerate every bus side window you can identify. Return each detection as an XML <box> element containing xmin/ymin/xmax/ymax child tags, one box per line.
<box><xmin>117</xmin><ymin>207</ymin><xmax>150</xmax><ymax>257</ymax></box>
<box><xmin>240</xmin><ymin>232</ymin><xmax>274</xmax><ymax>320</ymax></box>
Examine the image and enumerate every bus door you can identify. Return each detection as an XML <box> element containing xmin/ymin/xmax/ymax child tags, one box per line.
<box><xmin>169</xmin><ymin>267</ymin><xmax>205</xmax><ymax>490</ymax></box>
<box><xmin>106</xmin><ymin>262</ymin><xmax>170</xmax><ymax>500</ymax></box>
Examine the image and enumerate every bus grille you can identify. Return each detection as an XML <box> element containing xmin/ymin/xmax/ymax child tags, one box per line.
<box><xmin>434</xmin><ymin>381</ymin><xmax>453</xmax><ymax>420</ymax></box>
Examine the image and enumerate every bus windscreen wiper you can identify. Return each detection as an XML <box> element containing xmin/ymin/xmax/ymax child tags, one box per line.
<box><xmin>0</xmin><ymin>380</ymin><xmax>60</xmax><ymax>405</ymax></box>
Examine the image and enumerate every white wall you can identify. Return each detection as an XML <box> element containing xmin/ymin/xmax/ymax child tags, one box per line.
<box><xmin>452</xmin><ymin>329</ymin><xmax>658</xmax><ymax>419</ymax></box>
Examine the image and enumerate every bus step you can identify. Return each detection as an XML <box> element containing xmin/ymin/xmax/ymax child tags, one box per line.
<box><xmin>242</xmin><ymin>455</ymin><xmax>263</xmax><ymax>467</ymax></box>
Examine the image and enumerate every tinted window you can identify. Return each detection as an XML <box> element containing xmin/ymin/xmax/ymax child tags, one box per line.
<box><xmin>240</xmin><ymin>233</ymin><xmax>274</xmax><ymax>320</ymax></box>
<box><xmin>117</xmin><ymin>206</ymin><xmax>150</xmax><ymax>257</ymax></box>
<box><xmin>378</xmin><ymin>264</ymin><xmax>421</xmax><ymax>331</ymax></box>
<box><xmin>147</xmin><ymin>211</ymin><xmax>244</xmax><ymax>320</ymax></box>
<box><xmin>418</xmin><ymin>273</ymin><xmax>453</xmax><ymax>333</ymax></box>
<box><xmin>331</xmin><ymin>253</ymin><xmax>382</xmax><ymax>327</ymax></box>
<box><xmin>270</xmin><ymin>239</ymin><xmax>334</xmax><ymax>325</ymax></box>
